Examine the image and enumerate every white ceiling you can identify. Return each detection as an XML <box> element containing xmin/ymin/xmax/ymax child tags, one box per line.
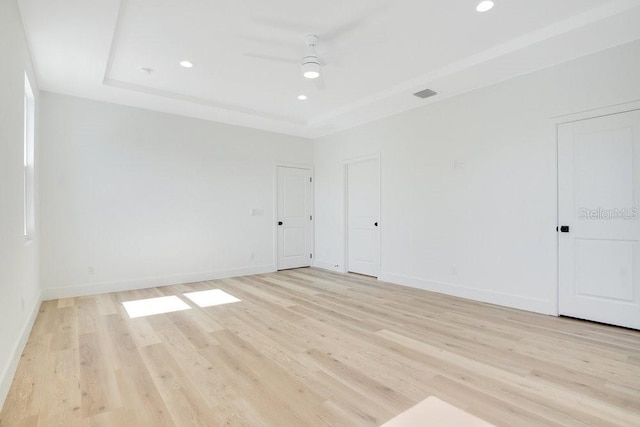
<box><xmin>18</xmin><ymin>0</ymin><xmax>640</xmax><ymax>138</ymax></box>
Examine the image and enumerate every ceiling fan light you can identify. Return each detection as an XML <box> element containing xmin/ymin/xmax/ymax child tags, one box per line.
<box><xmin>302</xmin><ymin>60</ymin><xmax>321</xmax><ymax>79</ymax></box>
<box><xmin>304</xmin><ymin>70</ymin><xmax>320</xmax><ymax>79</ymax></box>
<box><xmin>476</xmin><ymin>1</ymin><xmax>494</xmax><ymax>12</ymax></box>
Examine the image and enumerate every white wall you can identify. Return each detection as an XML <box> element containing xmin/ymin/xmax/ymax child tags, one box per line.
<box><xmin>0</xmin><ymin>0</ymin><xmax>41</xmax><ymax>410</ymax></box>
<box><xmin>39</xmin><ymin>93</ymin><xmax>312</xmax><ymax>298</ymax></box>
<box><xmin>314</xmin><ymin>40</ymin><xmax>640</xmax><ymax>315</ymax></box>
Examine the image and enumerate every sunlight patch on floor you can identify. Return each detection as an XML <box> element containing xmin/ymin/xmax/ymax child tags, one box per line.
<box><xmin>122</xmin><ymin>295</ymin><xmax>191</xmax><ymax>318</ymax></box>
<box><xmin>183</xmin><ymin>289</ymin><xmax>241</xmax><ymax>308</ymax></box>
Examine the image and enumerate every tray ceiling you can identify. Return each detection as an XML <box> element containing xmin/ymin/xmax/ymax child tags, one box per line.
<box><xmin>18</xmin><ymin>0</ymin><xmax>640</xmax><ymax>138</ymax></box>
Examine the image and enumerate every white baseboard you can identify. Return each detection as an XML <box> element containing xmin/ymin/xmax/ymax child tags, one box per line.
<box><xmin>0</xmin><ymin>292</ymin><xmax>42</xmax><ymax>412</ymax></box>
<box><xmin>41</xmin><ymin>264</ymin><xmax>277</xmax><ymax>300</ymax></box>
<box><xmin>379</xmin><ymin>272</ymin><xmax>555</xmax><ymax>315</ymax></box>
<box><xmin>312</xmin><ymin>260</ymin><xmax>347</xmax><ymax>273</ymax></box>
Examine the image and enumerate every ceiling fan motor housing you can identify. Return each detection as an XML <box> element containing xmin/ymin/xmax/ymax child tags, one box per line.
<box><xmin>302</xmin><ymin>60</ymin><xmax>321</xmax><ymax>79</ymax></box>
<box><xmin>301</xmin><ymin>35</ymin><xmax>321</xmax><ymax>78</ymax></box>
<box><xmin>305</xmin><ymin>34</ymin><xmax>318</xmax><ymax>48</ymax></box>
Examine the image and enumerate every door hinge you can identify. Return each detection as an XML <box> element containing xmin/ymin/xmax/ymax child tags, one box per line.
<box><xmin>309</xmin><ymin>177</ymin><xmax>312</xmax><ymax>183</ymax></box>
<box><xmin>310</xmin><ymin>253</ymin><xmax>313</xmax><ymax>259</ymax></box>
<box><xmin>310</xmin><ymin>215</ymin><xmax>313</xmax><ymax>220</ymax></box>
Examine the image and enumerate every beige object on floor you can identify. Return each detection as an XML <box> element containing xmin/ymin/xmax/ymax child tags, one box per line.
<box><xmin>382</xmin><ymin>396</ymin><xmax>495</xmax><ymax>427</ymax></box>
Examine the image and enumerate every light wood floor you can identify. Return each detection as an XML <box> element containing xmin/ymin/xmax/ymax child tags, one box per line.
<box><xmin>1</xmin><ymin>268</ymin><xmax>639</xmax><ymax>426</ymax></box>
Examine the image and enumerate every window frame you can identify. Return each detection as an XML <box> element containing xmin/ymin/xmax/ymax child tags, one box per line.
<box><xmin>24</xmin><ymin>73</ymin><xmax>35</xmax><ymax>241</ymax></box>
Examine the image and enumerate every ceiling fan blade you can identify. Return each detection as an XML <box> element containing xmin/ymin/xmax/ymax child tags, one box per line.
<box><xmin>322</xmin><ymin>1</ymin><xmax>391</xmax><ymax>42</ymax></box>
<box><xmin>237</xmin><ymin>34</ymin><xmax>298</xmax><ymax>51</ymax></box>
<box><xmin>251</xmin><ymin>0</ymin><xmax>390</xmax><ymax>42</ymax></box>
<box><xmin>251</xmin><ymin>15</ymin><xmax>366</xmax><ymax>47</ymax></box>
<box><xmin>251</xmin><ymin>16</ymin><xmax>312</xmax><ymax>36</ymax></box>
<box><xmin>243</xmin><ymin>53</ymin><xmax>299</xmax><ymax>65</ymax></box>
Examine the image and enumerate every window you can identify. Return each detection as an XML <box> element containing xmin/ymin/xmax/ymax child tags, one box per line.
<box><xmin>24</xmin><ymin>73</ymin><xmax>35</xmax><ymax>240</ymax></box>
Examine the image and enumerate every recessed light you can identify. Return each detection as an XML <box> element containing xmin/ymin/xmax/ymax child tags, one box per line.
<box><xmin>298</xmin><ymin>95</ymin><xmax>308</xmax><ymax>100</ymax></box>
<box><xmin>476</xmin><ymin>1</ymin><xmax>494</xmax><ymax>12</ymax></box>
<box><xmin>180</xmin><ymin>60</ymin><xmax>193</xmax><ymax>68</ymax></box>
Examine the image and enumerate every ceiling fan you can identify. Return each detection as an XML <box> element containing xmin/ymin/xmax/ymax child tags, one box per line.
<box><xmin>300</xmin><ymin>35</ymin><xmax>326</xmax><ymax>90</ymax></box>
<box><xmin>245</xmin><ymin>34</ymin><xmax>327</xmax><ymax>91</ymax></box>
<box><xmin>242</xmin><ymin>2</ymin><xmax>390</xmax><ymax>93</ymax></box>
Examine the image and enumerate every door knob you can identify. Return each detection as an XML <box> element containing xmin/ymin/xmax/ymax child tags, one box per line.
<box><xmin>374</xmin><ymin>222</ymin><xmax>378</xmax><ymax>227</ymax></box>
<box><xmin>278</xmin><ymin>221</ymin><xmax>283</xmax><ymax>226</ymax></box>
<box><xmin>559</xmin><ymin>225</ymin><xmax>569</xmax><ymax>232</ymax></box>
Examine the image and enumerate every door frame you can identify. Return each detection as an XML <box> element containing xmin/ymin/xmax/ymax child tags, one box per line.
<box><xmin>273</xmin><ymin>162</ymin><xmax>314</xmax><ymax>270</ymax></box>
<box><xmin>553</xmin><ymin>99</ymin><xmax>640</xmax><ymax>316</ymax></box>
<box><xmin>343</xmin><ymin>154</ymin><xmax>381</xmax><ymax>276</ymax></box>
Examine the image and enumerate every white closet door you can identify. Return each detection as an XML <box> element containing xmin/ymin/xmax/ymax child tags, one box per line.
<box><xmin>558</xmin><ymin>110</ymin><xmax>640</xmax><ymax>329</ymax></box>
<box><xmin>277</xmin><ymin>166</ymin><xmax>313</xmax><ymax>270</ymax></box>
<box><xmin>347</xmin><ymin>158</ymin><xmax>380</xmax><ymax>277</ymax></box>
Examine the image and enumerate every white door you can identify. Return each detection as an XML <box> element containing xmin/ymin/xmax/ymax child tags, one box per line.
<box><xmin>347</xmin><ymin>158</ymin><xmax>380</xmax><ymax>277</ymax></box>
<box><xmin>277</xmin><ymin>166</ymin><xmax>313</xmax><ymax>270</ymax></box>
<box><xmin>558</xmin><ymin>110</ymin><xmax>640</xmax><ymax>329</ymax></box>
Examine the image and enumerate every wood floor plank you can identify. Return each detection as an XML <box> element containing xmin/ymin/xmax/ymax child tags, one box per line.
<box><xmin>2</xmin><ymin>268</ymin><xmax>640</xmax><ymax>426</ymax></box>
<box><xmin>78</xmin><ymin>332</ymin><xmax>121</xmax><ymax>418</ymax></box>
<box><xmin>198</xmin><ymin>339</ymin><xmax>309</xmax><ymax>426</ymax></box>
<box><xmin>26</xmin><ymin>300</ymin><xmax>57</xmax><ymax>340</ymax></box>
<box><xmin>111</xmin><ymin>367</ymin><xmax>174</xmax><ymax>426</ymax></box>
<box><xmin>49</xmin><ymin>306</ymin><xmax>79</xmax><ymax>352</ymax></box>
<box><xmin>152</xmin><ymin>326</ymin><xmax>230</xmax><ymax>408</ymax></box>
<box><xmin>0</xmin><ymin>335</ymin><xmax>51</xmax><ymax>424</ymax></box>
<box><xmin>210</xmin><ymin>329</ymin><xmax>326</xmax><ymax>416</ymax></box>
<box><xmin>36</xmin><ymin>347</ymin><xmax>82</xmax><ymax>426</ymax></box>
<box><xmin>139</xmin><ymin>343</ymin><xmax>218</xmax><ymax>426</ymax></box>
<box><xmin>209</xmin><ymin>398</ymin><xmax>269</xmax><ymax>426</ymax></box>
